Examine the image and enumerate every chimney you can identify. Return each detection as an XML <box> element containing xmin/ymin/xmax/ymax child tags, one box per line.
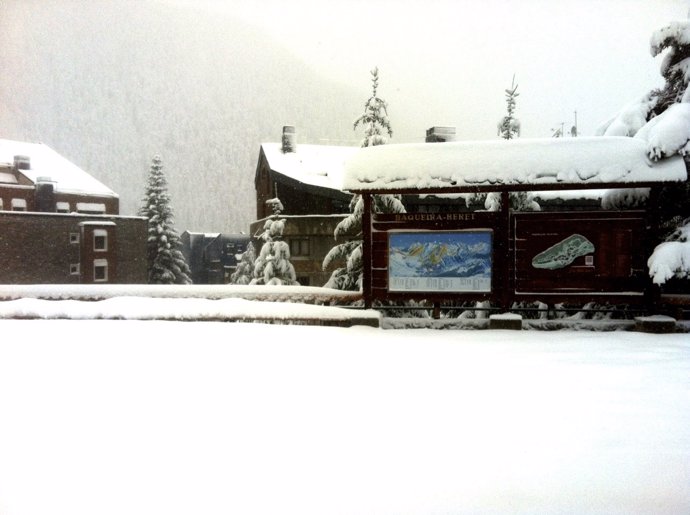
<box><xmin>425</xmin><ymin>126</ymin><xmax>456</xmax><ymax>143</ymax></box>
<box><xmin>35</xmin><ymin>177</ymin><xmax>56</xmax><ymax>212</ymax></box>
<box><xmin>14</xmin><ymin>155</ymin><xmax>31</xmax><ymax>170</ymax></box>
<box><xmin>281</xmin><ymin>125</ymin><xmax>296</xmax><ymax>153</ymax></box>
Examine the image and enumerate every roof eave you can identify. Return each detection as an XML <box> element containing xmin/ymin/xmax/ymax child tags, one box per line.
<box><xmin>344</xmin><ymin>179</ymin><xmax>687</xmax><ymax>195</ymax></box>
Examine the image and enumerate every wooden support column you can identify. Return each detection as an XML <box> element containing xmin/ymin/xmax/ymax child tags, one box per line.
<box><xmin>498</xmin><ymin>191</ymin><xmax>512</xmax><ymax>311</ymax></box>
<box><xmin>362</xmin><ymin>193</ymin><xmax>373</xmax><ymax>309</ymax></box>
<box><xmin>644</xmin><ymin>187</ymin><xmax>662</xmax><ymax>313</ymax></box>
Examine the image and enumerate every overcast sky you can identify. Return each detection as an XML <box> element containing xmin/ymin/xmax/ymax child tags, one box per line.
<box><xmin>165</xmin><ymin>0</ymin><xmax>686</xmax><ymax>142</ymax></box>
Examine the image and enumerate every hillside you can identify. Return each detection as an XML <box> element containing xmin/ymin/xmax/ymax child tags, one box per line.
<box><xmin>0</xmin><ymin>0</ymin><xmax>362</xmax><ymax>233</ymax></box>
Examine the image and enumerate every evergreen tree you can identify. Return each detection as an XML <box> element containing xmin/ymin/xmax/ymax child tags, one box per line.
<box><xmin>229</xmin><ymin>242</ymin><xmax>256</xmax><ymax>285</ymax></box>
<box><xmin>497</xmin><ymin>75</ymin><xmax>521</xmax><ymax>140</ymax></box>
<box><xmin>139</xmin><ymin>155</ymin><xmax>192</xmax><ymax>284</ymax></box>
<box><xmin>353</xmin><ymin>66</ymin><xmax>393</xmax><ymax>148</ymax></box>
<box><xmin>251</xmin><ymin>198</ymin><xmax>297</xmax><ymax>286</ymax></box>
<box><xmin>484</xmin><ymin>76</ymin><xmax>538</xmax><ymax>212</ymax></box>
<box><xmin>323</xmin><ymin>67</ymin><xmax>405</xmax><ymax>290</ymax></box>
<box><xmin>597</xmin><ymin>13</ymin><xmax>690</xmax><ymax>284</ymax></box>
<box><xmin>649</xmin><ymin>19</ymin><xmax>690</xmax><ymax>117</ymax></box>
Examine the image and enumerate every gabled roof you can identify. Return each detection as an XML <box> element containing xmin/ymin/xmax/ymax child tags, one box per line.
<box><xmin>0</xmin><ymin>139</ymin><xmax>117</xmax><ymax>197</ymax></box>
<box><xmin>342</xmin><ymin>136</ymin><xmax>688</xmax><ymax>193</ymax></box>
<box><xmin>259</xmin><ymin>142</ymin><xmax>358</xmax><ymax>193</ymax></box>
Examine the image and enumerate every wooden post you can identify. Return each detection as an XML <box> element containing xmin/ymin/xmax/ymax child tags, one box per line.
<box><xmin>645</xmin><ymin>187</ymin><xmax>661</xmax><ymax>314</ymax></box>
<box><xmin>499</xmin><ymin>191</ymin><xmax>512</xmax><ymax>311</ymax></box>
<box><xmin>362</xmin><ymin>193</ymin><xmax>373</xmax><ymax>309</ymax></box>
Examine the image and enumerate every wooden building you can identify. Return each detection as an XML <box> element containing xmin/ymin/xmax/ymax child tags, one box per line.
<box><xmin>251</xmin><ymin>126</ymin><xmax>472</xmax><ymax>286</ymax></box>
<box><xmin>340</xmin><ymin>136</ymin><xmax>688</xmax><ymax>314</ymax></box>
<box><xmin>252</xmin><ymin>126</ymin><xmax>355</xmax><ymax>286</ymax></box>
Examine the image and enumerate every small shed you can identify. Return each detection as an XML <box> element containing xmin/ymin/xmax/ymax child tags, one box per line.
<box><xmin>341</xmin><ymin>137</ymin><xmax>687</xmax><ymax>314</ymax></box>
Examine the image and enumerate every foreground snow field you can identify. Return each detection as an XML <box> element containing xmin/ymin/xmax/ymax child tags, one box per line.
<box><xmin>0</xmin><ymin>319</ymin><xmax>688</xmax><ymax>515</ymax></box>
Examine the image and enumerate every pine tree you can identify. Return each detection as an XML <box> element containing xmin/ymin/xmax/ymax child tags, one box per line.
<box><xmin>250</xmin><ymin>198</ymin><xmax>297</xmax><ymax>286</ymax></box>
<box><xmin>139</xmin><ymin>155</ymin><xmax>192</xmax><ymax>284</ymax></box>
<box><xmin>229</xmin><ymin>242</ymin><xmax>256</xmax><ymax>285</ymax></box>
<box><xmin>353</xmin><ymin>67</ymin><xmax>393</xmax><ymax>148</ymax></box>
<box><xmin>484</xmin><ymin>76</ymin><xmax>538</xmax><ymax>212</ymax></box>
<box><xmin>650</xmin><ymin>19</ymin><xmax>690</xmax><ymax>117</ymax></box>
<box><xmin>597</xmin><ymin>13</ymin><xmax>690</xmax><ymax>285</ymax></box>
<box><xmin>323</xmin><ymin>67</ymin><xmax>405</xmax><ymax>290</ymax></box>
<box><xmin>497</xmin><ymin>75</ymin><xmax>521</xmax><ymax>140</ymax></box>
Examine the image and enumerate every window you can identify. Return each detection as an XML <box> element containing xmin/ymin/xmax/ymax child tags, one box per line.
<box><xmin>93</xmin><ymin>259</ymin><xmax>108</xmax><ymax>282</ymax></box>
<box><xmin>56</xmin><ymin>202</ymin><xmax>70</xmax><ymax>213</ymax></box>
<box><xmin>0</xmin><ymin>198</ymin><xmax>3</xmax><ymax>210</ymax></box>
<box><xmin>11</xmin><ymin>198</ymin><xmax>26</xmax><ymax>211</ymax></box>
<box><xmin>93</xmin><ymin>229</ymin><xmax>108</xmax><ymax>251</ymax></box>
<box><xmin>76</xmin><ymin>202</ymin><xmax>106</xmax><ymax>214</ymax></box>
<box><xmin>70</xmin><ymin>233</ymin><xmax>80</xmax><ymax>244</ymax></box>
<box><xmin>289</xmin><ymin>238</ymin><xmax>310</xmax><ymax>257</ymax></box>
<box><xmin>70</xmin><ymin>263</ymin><xmax>80</xmax><ymax>275</ymax></box>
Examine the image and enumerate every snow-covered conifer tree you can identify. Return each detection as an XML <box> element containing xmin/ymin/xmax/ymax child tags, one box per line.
<box><xmin>597</xmin><ymin>12</ymin><xmax>690</xmax><ymax>285</ymax></box>
<box><xmin>139</xmin><ymin>155</ymin><xmax>192</xmax><ymax>284</ymax></box>
<box><xmin>229</xmin><ymin>242</ymin><xmax>256</xmax><ymax>285</ymax></box>
<box><xmin>251</xmin><ymin>198</ymin><xmax>297</xmax><ymax>286</ymax></box>
<box><xmin>486</xmin><ymin>75</ymin><xmax>538</xmax><ymax>212</ymax></box>
<box><xmin>323</xmin><ymin>67</ymin><xmax>405</xmax><ymax>290</ymax></box>
<box><xmin>353</xmin><ymin>67</ymin><xmax>393</xmax><ymax>148</ymax></box>
<box><xmin>497</xmin><ymin>75</ymin><xmax>521</xmax><ymax>140</ymax></box>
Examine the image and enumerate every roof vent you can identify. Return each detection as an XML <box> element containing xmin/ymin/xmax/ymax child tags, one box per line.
<box><xmin>281</xmin><ymin>125</ymin><xmax>296</xmax><ymax>153</ymax></box>
<box><xmin>425</xmin><ymin>126</ymin><xmax>456</xmax><ymax>143</ymax></box>
<box><xmin>14</xmin><ymin>155</ymin><xmax>31</xmax><ymax>170</ymax></box>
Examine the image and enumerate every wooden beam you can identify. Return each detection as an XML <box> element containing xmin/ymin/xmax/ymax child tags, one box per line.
<box><xmin>346</xmin><ymin>180</ymin><xmax>682</xmax><ymax>196</ymax></box>
<box><xmin>362</xmin><ymin>193</ymin><xmax>373</xmax><ymax>309</ymax></box>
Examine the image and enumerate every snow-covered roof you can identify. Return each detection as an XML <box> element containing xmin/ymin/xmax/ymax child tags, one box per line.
<box><xmin>261</xmin><ymin>142</ymin><xmax>358</xmax><ymax>191</ymax></box>
<box><xmin>0</xmin><ymin>171</ymin><xmax>18</xmax><ymax>184</ymax></box>
<box><xmin>0</xmin><ymin>139</ymin><xmax>117</xmax><ymax>197</ymax></box>
<box><xmin>342</xmin><ymin>137</ymin><xmax>687</xmax><ymax>192</ymax></box>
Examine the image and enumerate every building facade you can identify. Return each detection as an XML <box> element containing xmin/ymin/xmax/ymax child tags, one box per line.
<box><xmin>0</xmin><ymin>138</ymin><xmax>147</xmax><ymax>284</ymax></box>
<box><xmin>180</xmin><ymin>231</ymin><xmax>250</xmax><ymax>284</ymax></box>
<box><xmin>251</xmin><ymin>126</ymin><xmax>474</xmax><ymax>287</ymax></box>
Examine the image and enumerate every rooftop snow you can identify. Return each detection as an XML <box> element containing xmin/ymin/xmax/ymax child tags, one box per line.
<box><xmin>341</xmin><ymin>137</ymin><xmax>687</xmax><ymax>192</ymax></box>
<box><xmin>0</xmin><ymin>171</ymin><xmax>18</xmax><ymax>184</ymax></box>
<box><xmin>261</xmin><ymin>142</ymin><xmax>358</xmax><ymax>191</ymax></box>
<box><xmin>0</xmin><ymin>139</ymin><xmax>117</xmax><ymax>197</ymax></box>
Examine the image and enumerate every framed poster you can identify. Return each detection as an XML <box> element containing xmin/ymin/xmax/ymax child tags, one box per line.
<box><xmin>388</xmin><ymin>230</ymin><xmax>492</xmax><ymax>292</ymax></box>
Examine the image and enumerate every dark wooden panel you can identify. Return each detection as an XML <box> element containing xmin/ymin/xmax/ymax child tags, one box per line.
<box><xmin>513</xmin><ymin>212</ymin><xmax>646</xmax><ymax>294</ymax></box>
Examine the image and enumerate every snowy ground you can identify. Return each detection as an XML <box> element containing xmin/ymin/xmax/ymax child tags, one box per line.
<box><xmin>1</xmin><ymin>313</ymin><xmax>689</xmax><ymax>515</ymax></box>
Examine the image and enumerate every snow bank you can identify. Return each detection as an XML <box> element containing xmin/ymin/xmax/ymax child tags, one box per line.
<box><xmin>0</xmin><ymin>283</ymin><xmax>362</xmax><ymax>303</ymax></box>
<box><xmin>342</xmin><ymin>137</ymin><xmax>686</xmax><ymax>192</ymax></box>
<box><xmin>0</xmin><ymin>296</ymin><xmax>380</xmax><ymax>325</ymax></box>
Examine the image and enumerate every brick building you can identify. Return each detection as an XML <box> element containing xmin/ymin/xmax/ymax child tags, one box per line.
<box><xmin>0</xmin><ymin>138</ymin><xmax>147</xmax><ymax>284</ymax></box>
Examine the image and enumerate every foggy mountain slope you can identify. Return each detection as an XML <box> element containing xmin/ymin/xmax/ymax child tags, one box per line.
<box><xmin>0</xmin><ymin>0</ymin><xmax>362</xmax><ymax>233</ymax></box>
